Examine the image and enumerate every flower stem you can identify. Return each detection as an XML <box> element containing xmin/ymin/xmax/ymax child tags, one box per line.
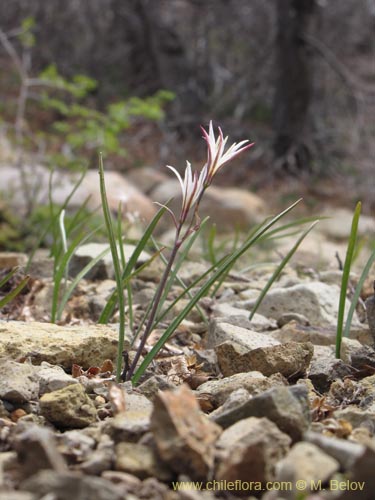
<box><xmin>125</xmin><ymin>227</ymin><xmax>182</xmax><ymax>381</ymax></box>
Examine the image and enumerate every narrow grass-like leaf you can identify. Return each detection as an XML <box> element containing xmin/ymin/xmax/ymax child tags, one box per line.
<box><xmin>153</xmin><ymin>254</ymin><xmax>228</xmax><ymax>328</ymax></box>
<box><xmin>207</xmin><ymin>224</ymin><xmax>217</xmax><ymax>265</ymax></box>
<box><xmin>336</xmin><ymin>201</ymin><xmax>361</xmax><ymax>358</ymax></box>
<box><xmin>26</xmin><ymin>168</ymin><xmax>88</xmax><ymax>272</ymax></box>
<box><xmin>249</xmin><ymin>221</ymin><xmax>318</xmax><ymax>320</ymax></box>
<box><xmin>0</xmin><ymin>267</ymin><xmax>20</xmax><ymax>288</ymax></box>
<box><xmin>343</xmin><ymin>247</ymin><xmax>375</xmax><ymax>338</ymax></box>
<box><xmin>0</xmin><ymin>276</ymin><xmax>29</xmax><ymax>309</ymax></box>
<box><xmin>56</xmin><ymin>237</ymin><xmax>108</xmax><ymax>320</ymax></box>
<box><xmin>99</xmin><ymin>154</ymin><xmax>125</xmax><ymax>382</ymax></box>
<box><xmin>51</xmin><ymin>225</ymin><xmax>100</xmax><ymax>322</ymax></box>
<box><xmin>98</xmin><ymin>204</ymin><xmax>167</xmax><ymax>324</ymax></box>
<box><xmin>117</xmin><ymin>205</ymin><xmax>134</xmax><ymax>331</ymax></box>
<box><xmin>150</xmin><ymin>219</ymin><xmax>210</xmax><ymax>329</ymax></box>
<box><xmin>131</xmin><ymin>199</ymin><xmax>302</xmax><ymax>384</ymax></box>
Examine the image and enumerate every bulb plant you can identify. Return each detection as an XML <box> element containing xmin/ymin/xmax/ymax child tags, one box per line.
<box><xmin>100</xmin><ymin>121</ymin><xmax>322</xmax><ymax>384</ymax></box>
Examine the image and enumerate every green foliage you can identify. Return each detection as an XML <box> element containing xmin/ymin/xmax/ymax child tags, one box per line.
<box><xmin>18</xmin><ymin>17</ymin><xmax>36</xmax><ymax>48</ymax></box>
<box><xmin>37</xmin><ymin>65</ymin><xmax>174</xmax><ymax>169</ymax></box>
<box><xmin>336</xmin><ymin>201</ymin><xmax>361</xmax><ymax>358</ymax></box>
<box><xmin>0</xmin><ymin>267</ymin><xmax>30</xmax><ymax>310</ymax></box>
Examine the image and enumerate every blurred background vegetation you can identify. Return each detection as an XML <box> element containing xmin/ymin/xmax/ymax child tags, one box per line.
<box><xmin>0</xmin><ymin>0</ymin><xmax>374</xmax><ymax>214</ymax></box>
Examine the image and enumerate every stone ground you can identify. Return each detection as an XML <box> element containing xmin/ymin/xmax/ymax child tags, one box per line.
<box><xmin>1</xmin><ymin>166</ymin><xmax>375</xmax><ymax>500</ymax></box>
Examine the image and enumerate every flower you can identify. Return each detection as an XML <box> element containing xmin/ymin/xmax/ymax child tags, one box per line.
<box><xmin>201</xmin><ymin>120</ymin><xmax>254</xmax><ymax>186</ymax></box>
<box><xmin>166</xmin><ymin>161</ymin><xmax>207</xmax><ymax>223</ymax></box>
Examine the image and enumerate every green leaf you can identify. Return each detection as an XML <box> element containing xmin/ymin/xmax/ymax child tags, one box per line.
<box><xmin>0</xmin><ymin>276</ymin><xmax>30</xmax><ymax>309</ymax></box>
<box><xmin>131</xmin><ymin>199</ymin><xmax>302</xmax><ymax>384</ymax></box>
<box><xmin>343</xmin><ymin>247</ymin><xmax>375</xmax><ymax>338</ymax></box>
<box><xmin>336</xmin><ymin>201</ymin><xmax>361</xmax><ymax>358</ymax></box>
<box><xmin>249</xmin><ymin>221</ymin><xmax>319</xmax><ymax>320</ymax></box>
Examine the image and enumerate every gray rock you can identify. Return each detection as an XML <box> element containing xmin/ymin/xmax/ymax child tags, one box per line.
<box><xmin>12</xmin><ymin>424</ymin><xmax>67</xmax><ymax>478</ymax></box>
<box><xmin>151</xmin><ymin>180</ymin><xmax>266</xmax><ymax>232</ymax></box>
<box><xmin>195</xmin><ymin>371</ymin><xmax>287</xmax><ymax>406</ymax></box>
<box><xmin>216</xmin><ymin>417</ymin><xmax>291</xmax><ymax>483</ymax></box>
<box><xmin>79</xmin><ymin>435</ymin><xmax>114</xmax><ymax>475</ymax></box>
<box><xmin>20</xmin><ymin>470</ymin><xmax>123</xmax><ymax>500</ymax></box>
<box><xmin>0</xmin><ymin>321</ymin><xmax>118</xmax><ymax>370</ymax></box>
<box><xmin>304</xmin><ymin>431</ymin><xmax>365</xmax><ymax>470</ymax></box>
<box><xmin>136</xmin><ymin>375</ymin><xmax>176</xmax><ymax>400</ymax></box>
<box><xmin>245</xmin><ymin>282</ymin><xmax>359</xmax><ymax>327</ymax></box>
<box><xmin>115</xmin><ymin>442</ymin><xmax>172</xmax><ymax>481</ymax></box>
<box><xmin>277</xmin><ymin>312</ymin><xmax>310</xmax><ymax>327</ymax></box>
<box><xmin>40</xmin><ymin>384</ymin><xmax>97</xmax><ymax>429</ymax></box>
<box><xmin>105</xmin><ymin>410</ymin><xmax>151</xmax><ymax>443</ymax></box>
<box><xmin>38</xmin><ymin>362</ymin><xmax>78</xmax><ymax>395</ymax></box>
<box><xmin>207</xmin><ymin>320</ymin><xmax>280</xmax><ymax>350</ymax></box>
<box><xmin>211</xmin><ymin>303</ymin><xmax>276</xmax><ymax>331</ymax></box>
<box><xmin>0</xmin><ymin>360</ymin><xmax>39</xmax><ymax>404</ymax></box>
<box><xmin>211</xmin><ymin>385</ymin><xmax>310</xmax><ymax>441</ymax></box>
<box><xmin>0</xmin><ymin>493</ymin><xmax>35</xmax><ymax>500</ymax></box>
<box><xmin>216</xmin><ymin>340</ymin><xmax>313</xmax><ymax>378</ymax></box>
<box><xmin>276</xmin><ymin>442</ymin><xmax>339</xmax><ymax>488</ymax></box>
<box><xmin>319</xmin><ymin>208</ymin><xmax>375</xmax><ymax>240</ymax></box>
<box><xmin>335</xmin><ymin>446</ymin><xmax>375</xmax><ymax>500</ymax></box>
<box><xmin>57</xmin><ymin>429</ymin><xmax>96</xmax><ymax>461</ymax></box>
<box><xmin>151</xmin><ymin>384</ymin><xmax>221</xmax><ymax>481</ymax></box>
<box><xmin>69</xmin><ymin>242</ymin><xmax>150</xmax><ymax>280</ymax></box>
<box><xmin>334</xmin><ymin>406</ymin><xmax>375</xmax><ymax>430</ymax></box>
<box><xmin>365</xmin><ymin>284</ymin><xmax>375</xmax><ymax>343</ymax></box>
<box><xmin>309</xmin><ymin>351</ymin><xmax>354</xmax><ymax>393</ymax></box>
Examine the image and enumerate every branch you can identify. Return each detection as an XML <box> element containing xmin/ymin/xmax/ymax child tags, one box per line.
<box><xmin>303</xmin><ymin>33</ymin><xmax>375</xmax><ymax>101</ymax></box>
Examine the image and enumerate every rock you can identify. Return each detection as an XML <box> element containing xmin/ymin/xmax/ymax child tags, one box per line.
<box><xmin>0</xmin><ymin>252</ymin><xmax>27</xmax><ymax>268</ymax></box>
<box><xmin>365</xmin><ymin>284</ymin><xmax>375</xmax><ymax>343</ymax></box>
<box><xmin>308</xmin><ymin>348</ymin><xmax>354</xmax><ymax>393</ymax></box>
<box><xmin>276</xmin><ymin>312</ymin><xmax>310</xmax><ymax>327</ymax></box>
<box><xmin>115</xmin><ymin>442</ymin><xmax>172</xmax><ymax>481</ymax></box>
<box><xmin>151</xmin><ymin>384</ymin><xmax>221</xmax><ymax>480</ymax></box>
<box><xmin>12</xmin><ymin>425</ymin><xmax>67</xmax><ymax>478</ymax></box>
<box><xmin>0</xmin><ymin>321</ymin><xmax>118</xmax><ymax>370</ymax></box>
<box><xmin>334</xmin><ymin>406</ymin><xmax>375</xmax><ymax>430</ymax></box>
<box><xmin>40</xmin><ymin>384</ymin><xmax>97</xmax><ymax>429</ymax></box>
<box><xmin>0</xmin><ymin>493</ymin><xmax>35</xmax><ymax>500</ymax></box>
<box><xmin>209</xmin><ymin>388</ymin><xmax>251</xmax><ymax>420</ymax></box>
<box><xmin>271</xmin><ymin>321</ymin><xmax>371</xmax><ymax>347</ymax></box>
<box><xmin>336</xmin><ymin>446</ymin><xmax>375</xmax><ymax>500</ymax></box>
<box><xmin>69</xmin><ymin>242</ymin><xmax>150</xmax><ymax>280</ymax></box>
<box><xmin>136</xmin><ymin>375</ymin><xmax>176</xmax><ymax>400</ymax></box>
<box><xmin>20</xmin><ymin>470</ymin><xmax>123</xmax><ymax>500</ymax></box>
<box><xmin>0</xmin><ymin>165</ymin><xmax>157</xmax><ymax>225</ymax></box>
<box><xmin>25</xmin><ymin>249</ymin><xmax>54</xmax><ymax>279</ymax></box>
<box><xmin>79</xmin><ymin>435</ymin><xmax>114</xmax><ymax>475</ymax></box>
<box><xmin>0</xmin><ymin>360</ymin><xmax>39</xmax><ymax>404</ymax></box>
<box><xmin>319</xmin><ymin>208</ymin><xmax>375</xmax><ymax>240</ymax></box>
<box><xmin>215</xmin><ymin>417</ymin><xmax>291</xmax><ymax>483</ymax></box>
<box><xmin>276</xmin><ymin>442</ymin><xmax>339</xmax><ymax>489</ymax></box>
<box><xmin>245</xmin><ymin>282</ymin><xmax>359</xmax><ymax>327</ymax></box>
<box><xmin>38</xmin><ymin>362</ymin><xmax>79</xmax><ymax>395</ymax></box>
<box><xmin>151</xmin><ymin>180</ymin><xmax>266</xmax><ymax>231</ymax></box>
<box><xmin>216</xmin><ymin>340</ymin><xmax>313</xmax><ymax>378</ymax></box>
<box><xmin>57</xmin><ymin>429</ymin><xmax>96</xmax><ymax>462</ymax></box>
<box><xmin>304</xmin><ymin>431</ymin><xmax>365</xmax><ymax>470</ymax></box>
<box><xmin>195</xmin><ymin>371</ymin><xmax>287</xmax><ymax>406</ymax></box>
<box><xmin>126</xmin><ymin>166</ymin><xmax>168</xmax><ymax>194</ymax></box>
<box><xmin>211</xmin><ymin>385</ymin><xmax>310</xmax><ymax>441</ymax></box>
<box><xmin>106</xmin><ymin>411</ymin><xmax>151</xmax><ymax>443</ymax></box>
<box><xmin>207</xmin><ymin>320</ymin><xmax>280</xmax><ymax>350</ymax></box>
<box><xmin>340</xmin><ymin>338</ymin><xmax>366</xmax><ymax>364</ymax></box>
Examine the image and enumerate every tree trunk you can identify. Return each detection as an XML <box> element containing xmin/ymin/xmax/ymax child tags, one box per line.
<box><xmin>272</xmin><ymin>0</ymin><xmax>316</xmax><ymax>172</ymax></box>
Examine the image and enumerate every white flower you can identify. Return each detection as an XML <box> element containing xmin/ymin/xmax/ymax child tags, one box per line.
<box><xmin>201</xmin><ymin>120</ymin><xmax>254</xmax><ymax>185</ymax></box>
<box><xmin>166</xmin><ymin>161</ymin><xmax>207</xmax><ymax>223</ymax></box>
